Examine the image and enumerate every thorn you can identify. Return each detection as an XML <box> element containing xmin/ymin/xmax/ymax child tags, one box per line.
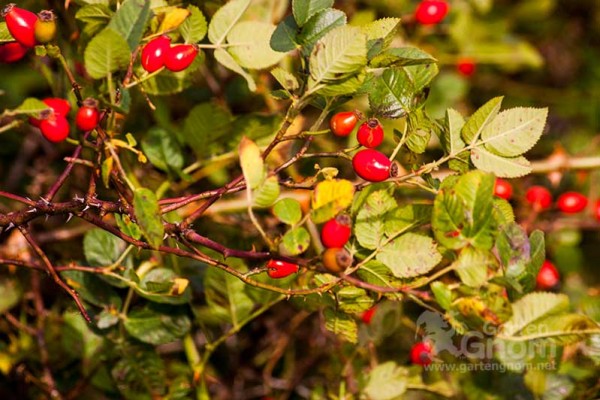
<box><xmin>74</xmin><ymin>195</ymin><xmax>84</xmax><ymax>202</ymax></box>
<box><xmin>82</xmin><ymin>205</ymin><xmax>90</xmax><ymax>212</ymax></box>
<box><xmin>6</xmin><ymin>222</ymin><xmax>14</xmax><ymax>231</ymax></box>
<box><xmin>27</xmin><ymin>208</ymin><xmax>37</xmax><ymax>213</ymax></box>
<box><xmin>66</xmin><ymin>213</ymin><xmax>73</xmax><ymax>223</ymax></box>
<box><xmin>163</xmin><ymin>233</ymin><xmax>169</xmax><ymax>240</ymax></box>
<box><xmin>39</xmin><ymin>197</ymin><xmax>50</xmax><ymax>205</ymax></box>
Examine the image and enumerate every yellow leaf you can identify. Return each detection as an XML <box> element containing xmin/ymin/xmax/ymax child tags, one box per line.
<box><xmin>239</xmin><ymin>136</ymin><xmax>264</xmax><ymax>189</ymax></box>
<box><xmin>159</xmin><ymin>8</ymin><xmax>191</xmax><ymax>33</ymax></box>
<box><xmin>311</xmin><ymin>179</ymin><xmax>355</xmax><ymax>223</ymax></box>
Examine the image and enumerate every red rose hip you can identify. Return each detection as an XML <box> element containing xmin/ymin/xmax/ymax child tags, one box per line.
<box><xmin>352</xmin><ymin>149</ymin><xmax>391</xmax><ymax>182</ymax></box>
<box><xmin>356</xmin><ymin>118</ymin><xmax>384</xmax><ymax>148</ymax></box>
<box><xmin>0</xmin><ymin>41</ymin><xmax>28</xmax><ymax>63</ymax></box>
<box><xmin>75</xmin><ymin>98</ymin><xmax>100</xmax><ymax>131</ymax></box>
<box><xmin>266</xmin><ymin>259</ymin><xmax>299</xmax><ymax>279</ymax></box>
<box><xmin>536</xmin><ymin>260</ymin><xmax>560</xmax><ymax>290</ymax></box>
<box><xmin>40</xmin><ymin>115</ymin><xmax>70</xmax><ymax>143</ymax></box>
<box><xmin>525</xmin><ymin>185</ymin><xmax>552</xmax><ymax>210</ymax></box>
<box><xmin>141</xmin><ymin>35</ymin><xmax>171</xmax><ymax>73</ymax></box>
<box><xmin>410</xmin><ymin>341</ymin><xmax>434</xmax><ymax>366</ymax></box>
<box><xmin>415</xmin><ymin>0</ymin><xmax>449</xmax><ymax>25</ymax></box>
<box><xmin>330</xmin><ymin>111</ymin><xmax>359</xmax><ymax>137</ymax></box>
<box><xmin>361</xmin><ymin>307</ymin><xmax>376</xmax><ymax>324</ymax></box>
<box><xmin>494</xmin><ymin>178</ymin><xmax>513</xmax><ymax>200</ymax></box>
<box><xmin>164</xmin><ymin>44</ymin><xmax>198</xmax><ymax>72</ymax></box>
<box><xmin>457</xmin><ymin>57</ymin><xmax>476</xmax><ymax>77</ymax></box>
<box><xmin>29</xmin><ymin>97</ymin><xmax>71</xmax><ymax>127</ymax></box>
<box><xmin>556</xmin><ymin>192</ymin><xmax>588</xmax><ymax>214</ymax></box>
<box><xmin>594</xmin><ymin>200</ymin><xmax>600</xmax><ymax>221</ymax></box>
<box><xmin>2</xmin><ymin>4</ymin><xmax>38</xmax><ymax>48</ymax></box>
<box><xmin>321</xmin><ymin>214</ymin><xmax>352</xmax><ymax>248</ymax></box>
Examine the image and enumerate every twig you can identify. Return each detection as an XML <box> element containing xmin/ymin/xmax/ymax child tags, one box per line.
<box><xmin>18</xmin><ymin>226</ymin><xmax>91</xmax><ymax>323</ymax></box>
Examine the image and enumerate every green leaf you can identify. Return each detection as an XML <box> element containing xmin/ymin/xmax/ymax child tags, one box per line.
<box><xmin>431</xmin><ymin>281</ymin><xmax>452</xmax><ymax>310</ymax></box>
<box><xmin>376</xmin><ymin>233</ymin><xmax>441</xmax><ymax>278</ymax></box>
<box><xmin>432</xmin><ymin>171</ymin><xmax>496</xmax><ymax>250</ymax></box>
<box><xmin>273</xmin><ymin>198</ymin><xmax>302</xmax><ymax>225</ymax></box>
<box><xmin>361</xmin><ymin>68</ymin><xmax>414</xmax><ymax>119</ymax></box>
<box><xmin>354</xmin><ymin>190</ymin><xmax>397</xmax><ymax>250</ymax></box>
<box><xmin>461</xmin><ymin>96</ymin><xmax>503</xmax><ymax>145</ymax></box>
<box><xmin>253</xmin><ymin>176</ymin><xmax>280</xmax><ymax>208</ymax></box>
<box><xmin>297</xmin><ymin>8</ymin><xmax>346</xmax><ymax>52</ymax></box>
<box><xmin>279</xmin><ymin>227</ymin><xmax>310</xmax><ymax>256</ymax></box>
<box><xmin>133</xmin><ymin>188</ymin><xmax>164</xmax><ymax>249</ymax></box>
<box><xmin>239</xmin><ymin>136</ymin><xmax>264</xmax><ymax>189</ymax></box>
<box><xmin>356</xmin><ymin>261</ymin><xmax>403</xmax><ymax>294</ymax></box>
<box><xmin>337</xmin><ymin>287</ymin><xmax>374</xmax><ymax>314</ymax></box>
<box><xmin>136</xmin><ymin>268</ymin><xmax>191</xmax><ymax>305</ymax></box>
<box><xmin>316</xmin><ymin>71</ymin><xmax>366</xmax><ymax>97</ymax></box>
<box><xmin>324</xmin><ymin>308</ymin><xmax>357</xmax><ymax>343</ymax></box>
<box><xmin>208</xmin><ymin>0</ymin><xmax>251</xmax><ymax>45</ymax></box>
<box><xmin>0</xmin><ymin>22</ymin><xmax>14</xmax><ymax>43</ymax></box>
<box><xmin>292</xmin><ymin>0</ymin><xmax>334</xmax><ymax>26</ymax></box>
<box><xmin>178</xmin><ymin>5</ymin><xmax>207</xmax><ymax>43</ymax></box>
<box><xmin>183</xmin><ymin>102</ymin><xmax>233</xmax><ymax>157</ymax></box>
<box><xmin>84</xmin><ymin>28</ymin><xmax>131</xmax><ymax>79</ymax></box>
<box><xmin>124</xmin><ymin>305</ymin><xmax>191</xmax><ymax>345</ymax></box>
<box><xmin>364</xmin><ymin>362</ymin><xmax>408</xmax><ymax>400</ymax></box>
<box><xmin>140</xmin><ymin>60</ymin><xmax>200</xmax><ymax>95</ymax></box>
<box><xmin>271</xmin><ymin>67</ymin><xmax>299</xmax><ymax>91</ymax></box>
<box><xmin>384</xmin><ymin>204</ymin><xmax>431</xmax><ymax>238</ymax></box>
<box><xmin>84</xmin><ymin>228</ymin><xmax>126</xmax><ymax>266</ymax></box>
<box><xmin>204</xmin><ymin>267</ymin><xmax>254</xmax><ymax>326</ymax></box>
<box><xmin>0</xmin><ymin>277</ymin><xmax>22</xmax><ymax>314</ymax></box>
<box><xmin>441</xmin><ymin>108</ymin><xmax>466</xmax><ymax>156</ymax></box>
<box><xmin>481</xmin><ymin>107</ymin><xmax>548</xmax><ymax>157</ymax></box>
<box><xmin>75</xmin><ymin>4</ymin><xmax>113</xmax><ymax>38</ymax></box>
<box><xmin>270</xmin><ymin>15</ymin><xmax>299</xmax><ymax>52</ymax></box>
<box><xmin>362</xmin><ymin>17</ymin><xmax>401</xmax><ymax>59</ymax></box>
<box><xmin>108</xmin><ymin>0</ymin><xmax>151</xmax><ymax>50</ymax></box>
<box><xmin>369</xmin><ymin>47</ymin><xmax>437</xmax><ymax>68</ymax></box>
<box><xmin>310</xmin><ymin>179</ymin><xmax>355</xmax><ymax>223</ymax></box>
<box><xmin>501</xmin><ymin>292</ymin><xmax>570</xmax><ymax>336</ymax></box>
<box><xmin>471</xmin><ymin>147</ymin><xmax>532</xmax><ymax>178</ymax></box>
<box><xmin>111</xmin><ymin>347</ymin><xmax>166</xmax><ymax>399</ymax></box>
<box><xmin>227</xmin><ymin>21</ymin><xmax>285</xmax><ymax>70</ymax></box>
<box><xmin>62</xmin><ymin>312</ymin><xmax>103</xmax><ymax>360</ymax></box>
<box><xmin>406</xmin><ymin>109</ymin><xmax>433</xmax><ymax>154</ymax></box>
<box><xmin>524</xmin><ymin>314</ymin><xmax>599</xmax><ymax>345</ymax></box>
<box><xmin>115</xmin><ymin>213</ymin><xmax>142</xmax><ymax>240</ymax></box>
<box><xmin>308</xmin><ymin>25</ymin><xmax>367</xmax><ymax>87</ymax></box>
<box><xmin>214</xmin><ymin>48</ymin><xmax>257</xmax><ymax>92</ymax></box>
<box><xmin>12</xmin><ymin>98</ymin><xmax>50</xmax><ymax>117</ymax></box>
<box><xmin>453</xmin><ymin>247</ymin><xmax>495</xmax><ymax>287</ymax></box>
<box><xmin>141</xmin><ymin>127</ymin><xmax>183</xmax><ymax>174</ymax></box>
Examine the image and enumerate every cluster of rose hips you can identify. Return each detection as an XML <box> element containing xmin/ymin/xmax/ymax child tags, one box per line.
<box><xmin>329</xmin><ymin>111</ymin><xmax>393</xmax><ymax>183</ymax></box>
<box><xmin>140</xmin><ymin>35</ymin><xmax>199</xmax><ymax>74</ymax></box>
<box><xmin>1</xmin><ymin>4</ymin><xmax>56</xmax><ymax>63</ymax></box>
<box><xmin>494</xmin><ymin>178</ymin><xmax>600</xmax><ymax>219</ymax></box>
<box><xmin>29</xmin><ymin>97</ymin><xmax>100</xmax><ymax>143</ymax></box>
<box><xmin>265</xmin><ymin>214</ymin><xmax>354</xmax><ymax>279</ymax></box>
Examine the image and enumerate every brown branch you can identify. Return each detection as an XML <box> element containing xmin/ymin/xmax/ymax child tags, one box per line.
<box><xmin>18</xmin><ymin>226</ymin><xmax>91</xmax><ymax>323</ymax></box>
